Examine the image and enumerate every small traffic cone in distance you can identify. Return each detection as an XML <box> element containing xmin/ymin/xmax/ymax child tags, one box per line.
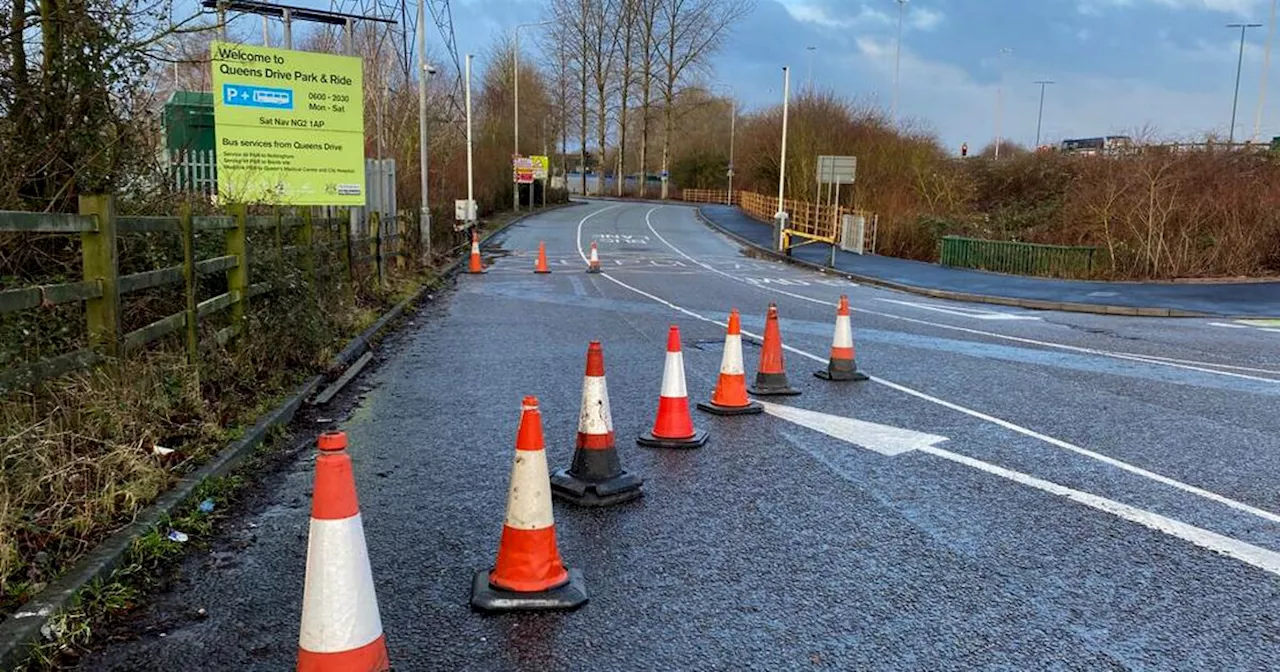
<box><xmin>534</xmin><ymin>241</ymin><xmax>551</xmax><ymax>274</ymax></box>
<box><xmin>748</xmin><ymin>303</ymin><xmax>801</xmax><ymax>396</ymax></box>
<box><xmin>297</xmin><ymin>431</ymin><xmax>389</xmax><ymax>672</ymax></box>
<box><xmin>467</xmin><ymin>230</ymin><xmax>486</xmax><ymax>274</ymax></box>
<box><xmin>551</xmin><ymin>341</ymin><xmax>644</xmax><ymax>506</ymax></box>
<box><xmin>472</xmin><ymin>396</ymin><xmax>588</xmax><ymax>612</ymax></box>
<box><xmin>815</xmin><ymin>295</ymin><xmax>869</xmax><ymax>382</ymax></box>
<box><xmin>697</xmin><ymin>309</ymin><xmax>763</xmax><ymax>416</ymax></box>
<box><xmin>638</xmin><ymin>325</ymin><xmax>710</xmax><ymax>449</ymax></box>
<box><xmin>586</xmin><ymin>241</ymin><xmax>602</xmax><ymax>273</ymax></box>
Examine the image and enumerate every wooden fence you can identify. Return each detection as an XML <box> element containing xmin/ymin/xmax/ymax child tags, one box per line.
<box><xmin>0</xmin><ymin>195</ymin><xmax>415</xmax><ymax>392</ymax></box>
<box><xmin>680</xmin><ymin>189</ymin><xmax>738</xmax><ymax>205</ymax></box>
<box><xmin>738</xmin><ymin>191</ymin><xmax>874</xmax><ymax>246</ymax></box>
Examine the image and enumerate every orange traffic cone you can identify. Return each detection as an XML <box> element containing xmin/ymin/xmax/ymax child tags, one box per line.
<box><xmin>748</xmin><ymin>303</ymin><xmax>801</xmax><ymax>396</ymax></box>
<box><xmin>534</xmin><ymin>241</ymin><xmax>551</xmax><ymax>274</ymax></box>
<box><xmin>586</xmin><ymin>241</ymin><xmax>602</xmax><ymax>273</ymax></box>
<box><xmin>551</xmin><ymin>341</ymin><xmax>644</xmax><ymax>506</ymax></box>
<box><xmin>297</xmin><ymin>431</ymin><xmax>390</xmax><ymax>672</ymax></box>
<box><xmin>697</xmin><ymin>309</ymin><xmax>763</xmax><ymax>416</ymax></box>
<box><xmin>815</xmin><ymin>295</ymin><xmax>868</xmax><ymax>382</ymax></box>
<box><xmin>638</xmin><ymin>325</ymin><xmax>709</xmax><ymax>448</ymax></box>
<box><xmin>467</xmin><ymin>230</ymin><xmax>486</xmax><ymax>274</ymax></box>
<box><xmin>471</xmin><ymin>396</ymin><xmax>588</xmax><ymax>612</ymax></box>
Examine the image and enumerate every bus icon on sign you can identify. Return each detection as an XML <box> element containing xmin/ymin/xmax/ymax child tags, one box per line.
<box><xmin>223</xmin><ymin>84</ymin><xmax>294</xmax><ymax>110</ymax></box>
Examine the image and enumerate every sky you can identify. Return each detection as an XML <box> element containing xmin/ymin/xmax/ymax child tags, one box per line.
<box><xmin>441</xmin><ymin>0</ymin><xmax>1280</xmax><ymax>152</ymax></box>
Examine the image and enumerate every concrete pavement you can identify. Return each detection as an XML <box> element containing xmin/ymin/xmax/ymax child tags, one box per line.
<box><xmin>698</xmin><ymin>204</ymin><xmax>1280</xmax><ymax>318</ymax></box>
<box><xmin>79</xmin><ymin>200</ymin><xmax>1280</xmax><ymax>670</ymax></box>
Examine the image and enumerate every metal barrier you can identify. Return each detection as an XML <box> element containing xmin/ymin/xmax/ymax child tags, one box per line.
<box><xmin>939</xmin><ymin>236</ymin><xmax>1097</xmax><ymax>277</ymax></box>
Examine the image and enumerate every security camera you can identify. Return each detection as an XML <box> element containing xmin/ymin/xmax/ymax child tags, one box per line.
<box><xmin>423</xmin><ymin>63</ymin><xmax>438</xmax><ymax>75</ymax></box>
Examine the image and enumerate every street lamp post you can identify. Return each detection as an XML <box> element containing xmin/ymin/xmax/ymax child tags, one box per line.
<box><xmin>892</xmin><ymin>0</ymin><xmax>907</xmax><ymax>123</ymax></box>
<box><xmin>1034</xmin><ymin>80</ymin><xmax>1054</xmax><ymax>149</ymax></box>
<box><xmin>714</xmin><ymin>85</ymin><xmax>736</xmax><ymax>205</ymax></box>
<box><xmin>416</xmin><ymin>0</ymin><xmax>432</xmax><ymax>259</ymax></box>
<box><xmin>514</xmin><ymin>21</ymin><xmax>553</xmax><ymax>212</ymax></box>
<box><xmin>775</xmin><ymin>66</ymin><xmax>791</xmax><ymax>253</ymax></box>
<box><xmin>1228</xmin><ymin>22</ymin><xmax>1263</xmax><ymax>144</ymax></box>
<box><xmin>995</xmin><ymin>47</ymin><xmax>1012</xmax><ymax>159</ymax></box>
<box><xmin>806</xmin><ymin>46</ymin><xmax>816</xmax><ymax>91</ymax></box>
<box><xmin>465</xmin><ymin>54</ymin><xmax>475</xmax><ymax>229</ymax></box>
<box><xmin>1255</xmin><ymin>0</ymin><xmax>1277</xmax><ymax>141</ymax></box>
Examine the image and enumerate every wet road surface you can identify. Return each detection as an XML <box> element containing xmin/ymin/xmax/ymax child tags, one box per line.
<box><xmin>81</xmin><ymin>200</ymin><xmax>1280</xmax><ymax>670</ymax></box>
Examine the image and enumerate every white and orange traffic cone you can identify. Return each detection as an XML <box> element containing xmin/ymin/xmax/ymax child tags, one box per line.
<box><xmin>472</xmin><ymin>396</ymin><xmax>588</xmax><ymax>612</ymax></box>
<box><xmin>297</xmin><ymin>431</ymin><xmax>389</xmax><ymax>672</ymax></box>
<box><xmin>637</xmin><ymin>325</ymin><xmax>710</xmax><ymax>449</ymax></box>
<box><xmin>815</xmin><ymin>295</ymin><xmax>869</xmax><ymax>382</ymax></box>
<box><xmin>552</xmin><ymin>342</ymin><xmax>644</xmax><ymax>506</ymax></box>
<box><xmin>534</xmin><ymin>241</ymin><xmax>551</xmax><ymax>274</ymax></box>
<box><xmin>697</xmin><ymin>309</ymin><xmax>763</xmax><ymax>416</ymax></box>
<box><xmin>586</xmin><ymin>241</ymin><xmax>602</xmax><ymax>273</ymax></box>
<box><xmin>748</xmin><ymin>303</ymin><xmax>801</xmax><ymax>396</ymax></box>
<box><xmin>467</xmin><ymin>230</ymin><xmax>486</xmax><ymax>274</ymax></box>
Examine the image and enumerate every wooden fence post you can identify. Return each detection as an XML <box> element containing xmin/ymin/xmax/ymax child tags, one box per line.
<box><xmin>299</xmin><ymin>208</ymin><xmax>315</xmax><ymax>283</ymax></box>
<box><xmin>180</xmin><ymin>205</ymin><xmax>199</xmax><ymax>368</ymax></box>
<box><xmin>226</xmin><ymin>203</ymin><xmax>249</xmax><ymax>336</ymax></box>
<box><xmin>79</xmin><ymin>194</ymin><xmax>120</xmax><ymax>356</ymax></box>
<box><xmin>372</xmin><ymin>211</ymin><xmax>385</xmax><ymax>285</ymax></box>
<box><xmin>341</xmin><ymin>210</ymin><xmax>353</xmax><ymax>282</ymax></box>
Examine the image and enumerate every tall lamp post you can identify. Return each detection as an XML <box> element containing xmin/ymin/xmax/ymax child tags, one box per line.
<box><xmin>1034</xmin><ymin>80</ymin><xmax>1054</xmax><ymax>149</ymax></box>
<box><xmin>775</xmin><ymin>66</ymin><xmax>791</xmax><ymax>253</ymax></box>
<box><xmin>806</xmin><ymin>46</ymin><xmax>817</xmax><ymax>91</ymax></box>
<box><xmin>994</xmin><ymin>47</ymin><xmax>1012</xmax><ymax>159</ymax></box>
<box><xmin>714</xmin><ymin>85</ymin><xmax>736</xmax><ymax>205</ymax></box>
<box><xmin>514</xmin><ymin>20</ymin><xmax>553</xmax><ymax>212</ymax></box>
<box><xmin>892</xmin><ymin>0</ymin><xmax>907</xmax><ymax>123</ymax></box>
<box><xmin>416</xmin><ymin>0</ymin><xmax>435</xmax><ymax>259</ymax></box>
<box><xmin>1227</xmin><ymin>22</ymin><xmax>1263</xmax><ymax>144</ymax></box>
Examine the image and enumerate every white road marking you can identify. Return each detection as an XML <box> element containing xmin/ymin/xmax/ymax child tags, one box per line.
<box><xmin>1210</xmin><ymin>322</ymin><xmax>1249</xmax><ymax>329</ymax></box>
<box><xmin>921</xmin><ymin>445</ymin><xmax>1280</xmax><ymax>578</ymax></box>
<box><xmin>758</xmin><ymin>400</ymin><xmax>949</xmax><ymax>456</ymax></box>
<box><xmin>875</xmin><ymin>298</ymin><xmax>1043</xmax><ymax>321</ymax></box>
<box><xmin>608</xmin><ymin>205</ymin><xmax>1280</xmax><ymax>526</ymax></box>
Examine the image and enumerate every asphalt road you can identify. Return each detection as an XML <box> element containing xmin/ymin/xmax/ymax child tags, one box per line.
<box><xmin>80</xmin><ymin>199</ymin><xmax>1280</xmax><ymax>671</ymax></box>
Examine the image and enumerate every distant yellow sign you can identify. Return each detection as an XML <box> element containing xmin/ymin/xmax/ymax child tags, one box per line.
<box><xmin>211</xmin><ymin>41</ymin><xmax>365</xmax><ymax>205</ymax></box>
<box><xmin>530</xmin><ymin>155</ymin><xmax>549</xmax><ymax>180</ymax></box>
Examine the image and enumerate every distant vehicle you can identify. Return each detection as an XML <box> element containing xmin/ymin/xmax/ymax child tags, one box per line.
<box><xmin>1060</xmin><ymin>135</ymin><xmax>1134</xmax><ymax>155</ymax></box>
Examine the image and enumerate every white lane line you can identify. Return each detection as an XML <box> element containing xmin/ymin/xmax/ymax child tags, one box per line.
<box><xmin>645</xmin><ymin>208</ymin><xmax>1280</xmax><ymax>383</ymax></box>
<box><xmin>875</xmin><ymin>298</ymin><xmax>1043</xmax><ymax>321</ymax></box>
<box><xmin>921</xmin><ymin>445</ymin><xmax>1280</xmax><ymax>577</ymax></box>
<box><xmin>632</xmin><ymin>205</ymin><xmax>1280</xmax><ymax>525</ymax></box>
<box><xmin>758</xmin><ymin>400</ymin><xmax>949</xmax><ymax>456</ymax></box>
<box><xmin>1210</xmin><ymin>322</ymin><xmax>1250</xmax><ymax>329</ymax></box>
<box><xmin>576</xmin><ymin>205</ymin><xmax>1280</xmax><ymax>574</ymax></box>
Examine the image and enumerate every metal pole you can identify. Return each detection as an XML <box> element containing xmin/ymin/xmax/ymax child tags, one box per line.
<box><xmin>282</xmin><ymin>8</ymin><xmax>292</xmax><ymax>49</ymax></box>
<box><xmin>1034</xmin><ymin>80</ymin><xmax>1053</xmax><ymax>148</ymax></box>
<box><xmin>775</xmin><ymin>66</ymin><xmax>791</xmax><ymax>252</ymax></box>
<box><xmin>1255</xmin><ymin>0</ymin><xmax>1277</xmax><ymax>141</ymax></box>
<box><xmin>218</xmin><ymin>3</ymin><xmax>227</xmax><ymax>40</ymax></box>
<box><xmin>344</xmin><ymin>18</ymin><xmax>354</xmax><ymax>55</ymax></box>
<box><xmin>514</xmin><ymin>29</ymin><xmax>520</xmax><ymax>212</ymax></box>
<box><xmin>1228</xmin><ymin>23</ymin><xmax>1262</xmax><ymax>144</ymax></box>
<box><xmin>892</xmin><ymin>0</ymin><xmax>907</xmax><ymax>123</ymax></box>
<box><xmin>416</xmin><ymin>0</ymin><xmax>430</xmax><ymax>258</ymax></box>
<box><xmin>728</xmin><ymin>97</ymin><xmax>735</xmax><ymax>205</ymax></box>
<box><xmin>262</xmin><ymin>15</ymin><xmax>270</xmax><ymax>45</ymax></box>
<box><xmin>466</xmin><ymin>54</ymin><xmax>475</xmax><ymax>228</ymax></box>
<box><xmin>806</xmin><ymin>46</ymin><xmax>816</xmax><ymax>91</ymax></box>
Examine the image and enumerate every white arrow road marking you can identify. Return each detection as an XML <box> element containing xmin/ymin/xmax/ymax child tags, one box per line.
<box><xmin>757</xmin><ymin>400</ymin><xmax>948</xmax><ymax>456</ymax></box>
<box><xmin>760</xmin><ymin>401</ymin><xmax>1280</xmax><ymax>578</ymax></box>
<box><xmin>875</xmin><ymin>298</ymin><xmax>1043</xmax><ymax>321</ymax></box>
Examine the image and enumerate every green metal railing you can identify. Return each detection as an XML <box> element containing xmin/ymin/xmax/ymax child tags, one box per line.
<box><xmin>939</xmin><ymin>235</ymin><xmax>1097</xmax><ymax>278</ymax></box>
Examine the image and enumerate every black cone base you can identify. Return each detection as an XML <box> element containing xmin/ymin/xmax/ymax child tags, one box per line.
<box><xmin>586</xmin><ymin>267</ymin><xmax>602</xmax><ymax>274</ymax></box>
<box><xmin>470</xmin><ymin>568</ymin><xmax>588</xmax><ymax>613</ymax></box>
<box><xmin>750</xmin><ymin>371</ymin><xmax>802</xmax><ymax>396</ymax></box>
<box><xmin>551</xmin><ymin>468</ymin><xmax>644</xmax><ymax>507</ymax></box>
<box><xmin>815</xmin><ymin>368</ymin><xmax>869</xmax><ymax>382</ymax></box>
<box><xmin>696</xmin><ymin>400</ymin><xmax>764</xmax><ymax>416</ymax></box>
<box><xmin>636</xmin><ymin>428</ymin><xmax>709</xmax><ymax>449</ymax></box>
<box><xmin>535</xmin><ymin>270</ymin><xmax>551</xmax><ymax>274</ymax></box>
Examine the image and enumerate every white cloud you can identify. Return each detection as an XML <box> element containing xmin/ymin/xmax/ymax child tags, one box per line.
<box><xmin>911</xmin><ymin>7</ymin><xmax>944</xmax><ymax>30</ymax></box>
<box><xmin>779</xmin><ymin>1</ymin><xmax>943</xmax><ymax>32</ymax></box>
<box><xmin>1077</xmin><ymin>0</ymin><xmax>1269</xmax><ymax>16</ymax></box>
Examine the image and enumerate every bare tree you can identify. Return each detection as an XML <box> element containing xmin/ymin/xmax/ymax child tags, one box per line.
<box><xmin>615</xmin><ymin>0</ymin><xmax>638</xmax><ymax>195</ymax></box>
<box><xmin>655</xmin><ymin>0</ymin><xmax>752</xmax><ymax>198</ymax></box>
<box><xmin>635</xmin><ymin>0</ymin><xmax>660</xmax><ymax>197</ymax></box>
<box><xmin>585</xmin><ymin>0</ymin><xmax>623</xmax><ymax>196</ymax></box>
